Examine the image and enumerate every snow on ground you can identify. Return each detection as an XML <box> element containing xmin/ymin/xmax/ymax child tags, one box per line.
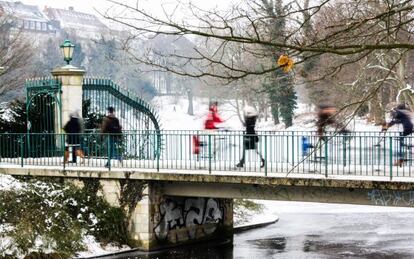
<box><xmin>152</xmin><ymin>96</ymin><xmax>393</xmax><ymax>132</ymax></box>
<box><xmin>234</xmin><ymin>203</ymin><xmax>278</xmax><ymax>228</ymax></box>
<box><xmin>75</xmin><ymin>235</ymin><xmax>130</xmax><ymax>258</ymax></box>
<box><xmin>0</xmin><ymin>174</ymin><xmax>25</xmax><ymax>191</ymax></box>
<box><xmin>152</xmin><ymin>96</ymin><xmax>244</xmax><ymax>130</ymax></box>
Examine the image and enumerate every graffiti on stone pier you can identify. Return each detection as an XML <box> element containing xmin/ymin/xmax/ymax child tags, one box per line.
<box><xmin>153</xmin><ymin>197</ymin><xmax>225</xmax><ymax>242</ymax></box>
<box><xmin>368</xmin><ymin>189</ymin><xmax>414</xmax><ymax>206</ymax></box>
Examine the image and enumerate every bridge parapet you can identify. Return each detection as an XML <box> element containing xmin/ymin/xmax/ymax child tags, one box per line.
<box><xmin>1</xmin><ymin>131</ymin><xmax>414</xmax><ymax>180</ymax></box>
<box><xmin>1</xmin><ymin>167</ymin><xmax>414</xmax><ymax>207</ymax></box>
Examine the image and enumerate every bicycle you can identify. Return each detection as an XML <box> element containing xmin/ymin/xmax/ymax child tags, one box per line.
<box><xmin>392</xmin><ymin>135</ymin><xmax>414</xmax><ymax>167</ymax></box>
<box><xmin>302</xmin><ymin>131</ymin><xmax>352</xmax><ymax>166</ymax></box>
<box><xmin>192</xmin><ymin>128</ymin><xmax>237</xmax><ymax>161</ymax></box>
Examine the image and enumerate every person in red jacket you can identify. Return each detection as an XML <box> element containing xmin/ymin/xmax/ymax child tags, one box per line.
<box><xmin>194</xmin><ymin>102</ymin><xmax>223</xmax><ymax>158</ymax></box>
<box><xmin>204</xmin><ymin>102</ymin><xmax>223</xmax><ymax>130</ymax></box>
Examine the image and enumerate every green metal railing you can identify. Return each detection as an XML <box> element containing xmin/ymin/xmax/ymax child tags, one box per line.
<box><xmin>0</xmin><ymin>131</ymin><xmax>412</xmax><ymax>180</ymax></box>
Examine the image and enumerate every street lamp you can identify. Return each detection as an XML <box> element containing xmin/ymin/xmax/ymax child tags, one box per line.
<box><xmin>60</xmin><ymin>39</ymin><xmax>75</xmax><ymax>65</ymax></box>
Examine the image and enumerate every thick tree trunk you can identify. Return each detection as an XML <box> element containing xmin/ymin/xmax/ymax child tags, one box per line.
<box><xmin>271</xmin><ymin>102</ymin><xmax>280</xmax><ymax>124</ymax></box>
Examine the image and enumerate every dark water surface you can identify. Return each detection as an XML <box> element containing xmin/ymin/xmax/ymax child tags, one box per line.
<box><xmin>96</xmin><ymin>207</ymin><xmax>414</xmax><ymax>259</ymax></box>
<box><xmin>234</xmin><ymin>212</ymin><xmax>414</xmax><ymax>258</ymax></box>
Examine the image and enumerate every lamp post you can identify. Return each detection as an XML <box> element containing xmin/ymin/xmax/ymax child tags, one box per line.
<box><xmin>60</xmin><ymin>39</ymin><xmax>75</xmax><ymax>65</ymax></box>
<box><xmin>52</xmin><ymin>39</ymin><xmax>85</xmax><ymax>135</ymax></box>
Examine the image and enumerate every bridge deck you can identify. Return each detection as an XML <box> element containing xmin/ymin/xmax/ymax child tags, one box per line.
<box><xmin>0</xmin><ymin>156</ymin><xmax>412</xmax><ymax>180</ymax></box>
<box><xmin>3</xmin><ymin>158</ymin><xmax>414</xmax><ymax>207</ymax></box>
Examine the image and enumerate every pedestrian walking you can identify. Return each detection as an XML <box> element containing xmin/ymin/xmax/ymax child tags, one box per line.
<box><xmin>63</xmin><ymin>111</ymin><xmax>84</xmax><ymax>164</ymax></box>
<box><xmin>382</xmin><ymin>103</ymin><xmax>413</xmax><ymax>167</ymax></box>
<box><xmin>101</xmin><ymin>106</ymin><xmax>123</xmax><ymax>167</ymax></box>
<box><xmin>236</xmin><ymin>105</ymin><xmax>265</xmax><ymax>168</ymax></box>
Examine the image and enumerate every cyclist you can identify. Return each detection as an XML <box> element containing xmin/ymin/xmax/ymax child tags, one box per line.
<box><xmin>195</xmin><ymin>102</ymin><xmax>224</xmax><ymax>158</ymax></box>
<box><xmin>308</xmin><ymin>104</ymin><xmax>350</xmax><ymax>161</ymax></box>
<box><xmin>316</xmin><ymin>104</ymin><xmax>349</xmax><ymax>139</ymax></box>
<box><xmin>204</xmin><ymin>101</ymin><xmax>223</xmax><ymax>130</ymax></box>
<box><xmin>382</xmin><ymin>103</ymin><xmax>413</xmax><ymax>167</ymax></box>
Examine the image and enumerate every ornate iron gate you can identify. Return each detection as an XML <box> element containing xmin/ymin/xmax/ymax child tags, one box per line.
<box><xmin>82</xmin><ymin>78</ymin><xmax>162</xmax><ymax>159</ymax></box>
<box><xmin>25</xmin><ymin>77</ymin><xmax>62</xmax><ymax>157</ymax></box>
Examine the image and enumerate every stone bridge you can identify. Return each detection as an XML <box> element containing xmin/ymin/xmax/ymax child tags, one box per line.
<box><xmin>1</xmin><ymin>166</ymin><xmax>414</xmax><ymax>251</ymax></box>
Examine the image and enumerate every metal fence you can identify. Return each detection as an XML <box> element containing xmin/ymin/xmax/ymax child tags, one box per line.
<box><xmin>0</xmin><ymin>131</ymin><xmax>412</xmax><ymax>179</ymax></box>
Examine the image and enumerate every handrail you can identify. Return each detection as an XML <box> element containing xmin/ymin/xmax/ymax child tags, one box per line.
<box><xmin>0</xmin><ymin>131</ymin><xmax>412</xmax><ymax>180</ymax></box>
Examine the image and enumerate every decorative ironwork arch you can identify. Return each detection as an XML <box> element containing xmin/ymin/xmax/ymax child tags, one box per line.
<box><xmin>24</xmin><ymin>78</ymin><xmax>62</xmax><ymax>158</ymax></box>
<box><xmin>82</xmin><ymin>78</ymin><xmax>162</xmax><ymax>159</ymax></box>
<box><xmin>25</xmin><ymin>78</ymin><xmax>62</xmax><ymax>133</ymax></box>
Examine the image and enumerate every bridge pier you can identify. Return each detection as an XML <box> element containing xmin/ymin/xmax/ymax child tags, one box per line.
<box><xmin>89</xmin><ymin>179</ymin><xmax>233</xmax><ymax>251</ymax></box>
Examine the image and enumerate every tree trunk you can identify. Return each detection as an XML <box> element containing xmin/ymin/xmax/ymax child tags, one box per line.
<box><xmin>369</xmin><ymin>92</ymin><xmax>383</xmax><ymax>125</ymax></box>
<box><xmin>271</xmin><ymin>102</ymin><xmax>279</xmax><ymax>124</ymax></box>
<box><xmin>187</xmin><ymin>87</ymin><xmax>194</xmax><ymax>116</ymax></box>
<box><xmin>166</xmin><ymin>73</ymin><xmax>172</xmax><ymax>94</ymax></box>
<box><xmin>235</xmin><ymin>99</ymin><xmax>244</xmax><ymax>125</ymax></box>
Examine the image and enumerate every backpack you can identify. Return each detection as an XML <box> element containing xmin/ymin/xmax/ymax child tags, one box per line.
<box><xmin>107</xmin><ymin>117</ymin><xmax>122</xmax><ymax>134</ymax></box>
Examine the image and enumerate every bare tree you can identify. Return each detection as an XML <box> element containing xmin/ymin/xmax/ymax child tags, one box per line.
<box><xmin>0</xmin><ymin>16</ymin><xmax>35</xmax><ymax>99</ymax></box>
<box><xmin>101</xmin><ymin>0</ymin><xmax>414</xmax><ymax>121</ymax></box>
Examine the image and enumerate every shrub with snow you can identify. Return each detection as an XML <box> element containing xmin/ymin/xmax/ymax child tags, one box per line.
<box><xmin>0</xmin><ymin>177</ymin><xmax>128</xmax><ymax>258</ymax></box>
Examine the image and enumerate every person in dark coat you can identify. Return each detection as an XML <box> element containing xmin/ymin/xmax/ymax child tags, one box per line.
<box><xmin>236</xmin><ymin>106</ymin><xmax>265</xmax><ymax>168</ymax></box>
<box><xmin>101</xmin><ymin>106</ymin><xmax>123</xmax><ymax>167</ymax></box>
<box><xmin>382</xmin><ymin>103</ymin><xmax>413</xmax><ymax>166</ymax></box>
<box><xmin>63</xmin><ymin>111</ymin><xmax>84</xmax><ymax>163</ymax></box>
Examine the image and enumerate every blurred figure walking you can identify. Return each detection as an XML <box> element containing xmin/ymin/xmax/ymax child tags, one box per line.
<box><xmin>101</xmin><ymin>106</ymin><xmax>123</xmax><ymax>167</ymax></box>
<box><xmin>63</xmin><ymin>111</ymin><xmax>84</xmax><ymax>164</ymax></box>
<box><xmin>236</xmin><ymin>105</ymin><xmax>265</xmax><ymax>168</ymax></box>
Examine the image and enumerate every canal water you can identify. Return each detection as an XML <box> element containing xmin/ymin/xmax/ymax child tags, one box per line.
<box><xmin>105</xmin><ymin>201</ymin><xmax>414</xmax><ymax>259</ymax></box>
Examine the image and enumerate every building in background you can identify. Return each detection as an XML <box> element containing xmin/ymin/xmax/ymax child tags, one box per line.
<box><xmin>0</xmin><ymin>1</ymin><xmax>57</xmax><ymax>36</ymax></box>
<box><xmin>44</xmin><ymin>6</ymin><xmax>109</xmax><ymax>39</ymax></box>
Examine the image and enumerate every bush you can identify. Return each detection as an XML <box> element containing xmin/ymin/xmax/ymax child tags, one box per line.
<box><xmin>0</xmin><ymin>178</ymin><xmax>128</xmax><ymax>257</ymax></box>
<box><xmin>63</xmin><ymin>185</ymin><xmax>129</xmax><ymax>244</ymax></box>
<box><xmin>0</xmin><ymin>182</ymin><xmax>83</xmax><ymax>257</ymax></box>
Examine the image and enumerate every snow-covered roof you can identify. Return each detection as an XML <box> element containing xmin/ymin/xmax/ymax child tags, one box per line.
<box><xmin>44</xmin><ymin>6</ymin><xmax>107</xmax><ymax>31</ymax></box>
<box><xmin>0</xmin><ymin>1</ymin><xmax>48</xmax><ymax>22</ymax></box>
